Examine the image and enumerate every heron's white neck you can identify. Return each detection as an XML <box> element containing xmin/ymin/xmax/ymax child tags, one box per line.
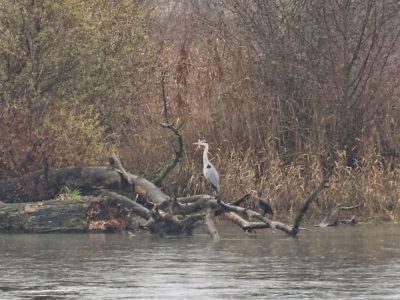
<box><xmin>202</xmin><ymin>144</ymin><xmax>210</xmax><ymax>165</ymax></box>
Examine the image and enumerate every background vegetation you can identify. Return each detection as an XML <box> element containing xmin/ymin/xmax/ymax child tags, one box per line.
<box><xmin>1</xmin><ymin>0</ymin><xmax>400</xmax><ymax>222</ymax></box>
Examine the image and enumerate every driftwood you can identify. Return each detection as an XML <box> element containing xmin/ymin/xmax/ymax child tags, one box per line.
<box><xmin>317</xmin><ymin>204</ymin><xmax>360</xmax><ymax>227</ymax></box>
<box><xmin>0</xmin><ymin>155</ymin><xmax>331</xmax><ymax>238</ymax></box>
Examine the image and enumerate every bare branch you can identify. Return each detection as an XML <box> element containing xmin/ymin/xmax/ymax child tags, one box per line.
<box><xmin>151</xmin><ymin>73</ymin><xmax>185</xmax><ymax>186</ymax></box>
<box><xmin>291</xmin><ymin>173</ymin><xmax>331</xmax><ymax>235</ymax></box>
<box><xmin>94</xmin><ymin>189</ymin><xmax>151</xmax><ymax>221</ymax></box>
<box><xmin>161</xmin><ymin>71</ymin><xmax>169</xmax><ymax>124</ymax></box>
<box><xmin>177</xmin><ymin>194</ymin><xmax>210</xmax><ymax>204</ymax></box>
<box><xmin>224</xmin><ymin>212</ymin><xmax>269</xmax><ymax>232</ymax></box>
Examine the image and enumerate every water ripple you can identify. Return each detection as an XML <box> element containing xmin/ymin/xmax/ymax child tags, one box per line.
<box><xmin>0</xmin><ymin>224</ymin><xmax>399</xmax><ymax>299</ymax></box>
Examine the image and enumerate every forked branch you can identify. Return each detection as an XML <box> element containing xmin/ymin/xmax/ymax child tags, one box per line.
<box><xmin>152</xmin><ymin>72</ymin><xmax>185</xmax><ymax>186</ymax></box>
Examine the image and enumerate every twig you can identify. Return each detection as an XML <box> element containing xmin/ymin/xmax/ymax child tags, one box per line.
<box><xmin>161</xmin><ymin>71</ymin><xmax>169</xmax><ymax>123</ymax></box>
<box><xmin>338</xmin><ymin>204</ymin><xmax>361</xmax><ymax>211</ymax></box>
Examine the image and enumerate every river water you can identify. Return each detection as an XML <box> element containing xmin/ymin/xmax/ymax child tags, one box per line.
<box><xmin>0</xmin><ymin>224</ymin><xmax>399</xmax><ymax>299</ymax></box>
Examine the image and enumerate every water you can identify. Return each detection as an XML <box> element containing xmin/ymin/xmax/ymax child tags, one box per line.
<box><xmin>0</xmin><ymin>224</ymin><xmax>399</xmax><ymax>299</ymax></box>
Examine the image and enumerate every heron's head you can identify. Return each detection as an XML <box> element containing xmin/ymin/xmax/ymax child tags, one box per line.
<box><xmin>193</xmin><ymin>139</ymin><xmax>208</xmax><ymax>151</ymax></box>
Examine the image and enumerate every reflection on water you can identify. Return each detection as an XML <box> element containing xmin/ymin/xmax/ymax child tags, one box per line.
<box><xmin>0</xmin><ymin>224</ymin><xmax>399</xmax><ymax>299</ymax></box>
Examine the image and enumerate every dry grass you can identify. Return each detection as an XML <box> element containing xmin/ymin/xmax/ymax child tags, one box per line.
<box><xmin>156</xmin><ymin>147</ymin><xmax>400</xmax><ymax>223</ymax></box>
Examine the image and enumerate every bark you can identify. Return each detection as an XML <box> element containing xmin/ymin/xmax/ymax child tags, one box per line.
<box><xmin>0</xmin><ymin>199</ymin><xmax>89</xmax><ymax>233</ymax></box>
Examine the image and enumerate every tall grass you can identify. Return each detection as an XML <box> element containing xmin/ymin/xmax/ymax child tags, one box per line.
<box><xmin>158</xmin><ymin>146</ymin><xmax>400</xmax><ymax>223</ymax></box>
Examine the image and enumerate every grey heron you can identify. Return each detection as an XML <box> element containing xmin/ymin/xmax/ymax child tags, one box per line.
<box><xmin>193</xmin><ymin>140</ymin><xmax>220</xmax><ymax>194</ymax></box>
<box><xmin>252</xmin><ymin>190</ymin><xmax>273</xmax><ymax>216</ymax></box>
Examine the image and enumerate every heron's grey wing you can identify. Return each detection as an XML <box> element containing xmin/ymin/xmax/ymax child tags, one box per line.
<box><xmin>204</xmin><ymin>163</ymin><xmax>220</xmax><ymax>192</ymax></box>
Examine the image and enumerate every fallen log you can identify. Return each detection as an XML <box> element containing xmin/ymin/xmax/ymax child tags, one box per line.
<box><xmin>0</xmin><ymin>189</ymin><xmax>159</xmax><ymax>233</ymax></box>
<box><xmin>0</xmin><ymin>155</ymin><xmax>331</xmax><ymax>238</ymax></box>
<box><xmin>0</xmin><ymin>198</ymin><xmax>90</xmax><ymax>233</ymax></box>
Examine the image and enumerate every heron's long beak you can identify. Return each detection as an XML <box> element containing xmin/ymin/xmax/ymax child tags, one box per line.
<box><xmin>193</xmin><ymin>139</ymin><xmax>205</xmax><ymax>152</ymax></box>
